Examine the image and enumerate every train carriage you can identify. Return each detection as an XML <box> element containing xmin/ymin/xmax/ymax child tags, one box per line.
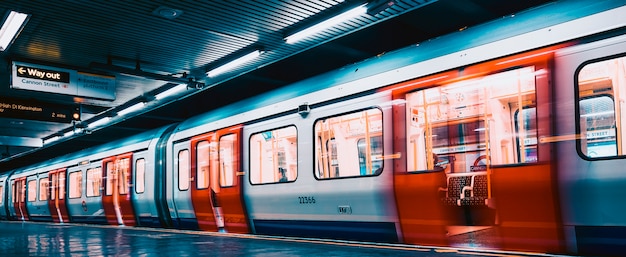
<box><xmin>242</xmin><ymin>92</ymin><xmax>398</xmax><ymax>241</ymax></box>
<box><xmin>3</xmin><ymin>0</ymin><xmax>626</xmax><ymax>256</ymax></box>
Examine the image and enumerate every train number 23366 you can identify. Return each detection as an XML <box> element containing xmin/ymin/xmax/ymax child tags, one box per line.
<box><xmin>298</xmin><ymin>196</ymin><xmax>316</xmax><ymax>204</ymax></box>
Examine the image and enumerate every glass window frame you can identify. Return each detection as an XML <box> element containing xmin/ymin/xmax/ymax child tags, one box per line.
<box><xmin>86</xmin><ymin>167</ymin><xmax>102</xmax><ymax>197</ymax></box>
<box><xmin>178</xmin><ymin>149</ymin><xmax>190</xmax><ymax>191</ymax></box>
<box><xmin>249</xmin><ymin>125</ymin><xmax>298</xmax><ymax>185</ymax></box>
<box><xmin>27</xmin><ymin>179</ymin><xmax>37</xmax><ymax>202</ymax></box>
<box><xmin>39</xmin><ymin>178</ymin><xmax>48</xmax><ymax>201</ymax></box>
<box><xmin>135</xmin><ymin>158</ymin><xmax>146</xmax><ymax>194</ymax></box>
<box><xmin>313</xmin><ymin>107</ymin><xmax>384</xmax><ymax>180</ymax></box>
<box><xmin>68</xmin><ymin>171</ymin><xmax>83</xmax><ymax>199</ymax></box>
<box><xmin>196</xmin><ymin>141</ymin><xmax>210</xmax><ymax>190</ymax></box>
<box><xmin>219</xmin><ymin>133</ymin><xmax>237</xmax><ymax>188</ymax></box>
<box><xmin>574</xmin><ymin>54</ymin><xmax>626</xmax><ymax>161</ymax></box>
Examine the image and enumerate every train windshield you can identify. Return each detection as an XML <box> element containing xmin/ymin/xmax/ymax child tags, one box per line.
<box><xmin>405</xmin><ymin>66</ymin><xmax>538</xmax><ymax>173</ymax></box>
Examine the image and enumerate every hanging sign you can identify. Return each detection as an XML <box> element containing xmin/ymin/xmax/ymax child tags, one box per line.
<box><xmin>11</xmin><ymin>61</ymin><xmax>116</xmax><ymax>100</ymax></box>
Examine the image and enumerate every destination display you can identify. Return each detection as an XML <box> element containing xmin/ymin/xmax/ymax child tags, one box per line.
<box><xmin>11</xmin><ymin>61</ymin><xmax>116</xmax><ymax>100</ymax></box>
<box><xmin>0</xmin><ymin>97</ymin><xmax>78</xmax><ymax>123</ymax></box>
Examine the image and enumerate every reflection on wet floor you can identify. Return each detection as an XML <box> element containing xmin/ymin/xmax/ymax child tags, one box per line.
<box><xmin>0</xmin><ymin>221</ymin><xmax>560</xmax><ymax>257</ymax></box>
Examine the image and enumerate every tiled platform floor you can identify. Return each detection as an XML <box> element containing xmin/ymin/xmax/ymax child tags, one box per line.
<box><xmin>0</xmin><ymin>221</ymin><xmax>567</xmax><ymax>257</ymax></box>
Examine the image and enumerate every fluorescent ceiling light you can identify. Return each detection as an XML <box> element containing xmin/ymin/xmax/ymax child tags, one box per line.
<box><xmin>207</xmin><ymin>50</ymin><xmax>263</xmax><ymax>78</ymax></box>
<box><xmin>88</xmin><ymin>117</ymin><xmax>111</xmax><ymax>128</ymax></box>
<box><xmin>43</xmin><ymin>136</ymin><xmax>60</xmax><ymax>145</ymax></box>
<box><xmin>155</xmin><ymin>83</ymin><xmax>187</xmax><ymax>100</ymax></box>
<box><xmin>0</xmin><ymin>11</ymin><xmax>29</xmax><ymax>51</ymax></box>
<box><xmin>284</xmin><ymin>4</ymin><xmax>367</xmax><ymax>44</ymax></box>
<box><xmin>117</xmin><ymin>102</ymin><xmax>145</xmax><ymax>117</ymax></box>
<box><xmin>64</xmin><ymin>130</ymin><xmax>75</xmax><ymax>138</ymax></box>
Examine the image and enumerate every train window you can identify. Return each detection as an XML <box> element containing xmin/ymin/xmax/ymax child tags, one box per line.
<box><xmin>196</xmin><ymin>141</ymin><xmax>210</xmax><ymax>189</ymax></box>
<box><xmin>220</xmin><ymin>134</ymin><xmax>236</xmax><ymax>187</ymax></box>
<box><xmin>576</xmin><ymin>56</ymin><xmax>626</xmax><ymax>159</ymax></box>
<box><xmin>405</xmin><ymin>67</ymin><xmax>538</xmax><ymax>173</ymax></box>
<box><xmin>105</xmin><ymin>162</ymin><xmax>113</xmax><ymax>196</ymax></box>
<box><xmin>68</xmin><ymin>171</ymin><xmax>82</xmax><ymax>199</ymax></box>
<box><xmin>27</xmin><ymin>180</ymin><xmax>37</xmax><ymax>202</ymax></box>
<box><xmin>515</xmin><ymin>107</ymin><xmax>538</xmax><ymax>162</ymax></box>
<box><xmin>178</xmin><ymin>149</ymin><xmax>190</xmax><ymax>190</ymax></box>
<box><xmin>118</xmin><ymin>158</ymin><xmax>130</xmax><ymax>195</ymax></box>
<box><xmin>135</xmin><ymin>159</ymin><xmax>145</xmax><ymax>194</ymax></box>
<box><xmin>250</xmin><ymin>126</ymin><xmax>298</xmax><ymax>184</ymax></box>
<box><xmin>59</xmin><ymin>172</ymin><xmax>66</xmax><ymax>200</ymax></box>
<box><xmin>314</xmin><ymin>108</ymin><xmax>384</xmax><ymax>179</ymax></box>
<box><xmin>39</xmin><ymin>178</ymin><xmax>48</xmax><ymax>201</ymax></box>
<box><xmin>51</xmin><ymin>173</ymin><xmax>57</xmax><ymax>200</ymax></box>
<box><xmin>86</xmin><ymin>167</ymin><xmax>101</xmax><ymax>197</ymax></box>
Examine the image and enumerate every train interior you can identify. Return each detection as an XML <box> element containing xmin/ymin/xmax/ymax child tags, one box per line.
<box><xmin>405</xmin><ymin>67</ymin><xmax>538</xmax><ymax>246</ymax></box>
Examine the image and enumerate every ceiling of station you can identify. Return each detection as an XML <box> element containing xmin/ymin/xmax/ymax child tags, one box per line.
<box><xmin>0</xmin><ymin>0</ymin><xmax>553</xmax><ymax>172</ymax></box>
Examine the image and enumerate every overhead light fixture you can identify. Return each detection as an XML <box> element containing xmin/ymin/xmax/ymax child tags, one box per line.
<box><xmin>88</xmin><ymin>117</ymin><xmax>111</xmax><ymax>128</ymax></box>
<box><xmin>0</xmin><ymin>11</ymin><xmax>29</xmax><ymax>51</ymax></box>
<box><xmin>117</xmin><ymin>102</ymin><xmax>146</xmax><ymax>117</ymax></box>
<box><xmin>43</xmin><ymin>136</ymin><xmax>60</xmax><ymax>145</ymax></box>
<box><xmin>155</xmin><ymin>83</ymin><xmax>188</xmax><ymax>100</ymax></box>
<box><xmin>64</xmin><ymin>130</ymin><xmax>76</xmax><ymax>138</ymax></box>
<box><xmin>206</xmin><ymin>50</ymin><xmax>263</xmax><ymax>78</ymax></box>
<box><xmin>284</xmin><ymin>4</ymin><xmax>367</xmax><ymax>44</ymax></box>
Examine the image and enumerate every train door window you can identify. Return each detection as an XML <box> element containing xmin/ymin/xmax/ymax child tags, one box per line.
<box><xmin>86</xmin><ymin>167</ymin><xmax>101</xmax><ymax>197</ymax></box>
<box><xmin>515</xmin><ymin>107</ymin><xmax>538</xmax><ymax>162</ymax></box>
<box><xmin>196</xmin><ymin>141</ymin><xmax>210</xmax><ymax>189</ymax></box>
<box><xmin>135</xmin><ymin>159</ymin><xmax>145</xmax><ymax>194</ymax></box>
<box><xmin>39</xmin><ymin>178</ymin><xmax>48</xmax><ymax>201</ymax></box>
<box><xmin>219</xmin><ymin>134</ymin><xmax>236</xmax><ymax>187</ymax></box>
<box><xmin>405</xmin><ymin>67</ymin><xmax>537</xmax><ymax>172</ymax></box>
<box><xmin>314</xmin><ymin>108</ymin><xmax>384</xmax><ymax>179</ymax></box>
<box><xmin>59</xmin><ymin>172</ymin><xmax>66</xmax><ymax>200</ymax></box>
<box><xmin>576</xmin><ymin>55</ymin><xmax>626</xmax><ymax>159</ymax></box>
<box><xmin>68</xmin><ymin>171</ymin><xmax>82</xmax><ymax>199</ymax></box>
<box><xmin>178</xmin><ymin>149</ymin><xmax>190</xmax><ymax>190</ymax></box>
<box><xmin>117</xmin><ymin>158</ymin><xmax>130</xmax><ymax>195</ymax></box>
<box><xmin>27</xmin><ymin>179</ymin><xmax>37</xmax><ymax>202</ymax></box>
<box><xmin>105</xmin><ymin>161</ymin><xmax>114</xmax><ymax>196</ymax></box>
<box><xmin>51</xmin><ymin>173</ymin><xmax>57</xmax><ymax>200</ymax></box>
<box><xmin>250</xmin><ymin>126</ymin><xmax>298</xmax><ymax>184</ymax></box>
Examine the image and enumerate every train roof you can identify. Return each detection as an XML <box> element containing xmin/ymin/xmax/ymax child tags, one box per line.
<box><xmin>173</xmin><ymin>0</ymin><xmax>626</xmax><ymax>134</ymax></box>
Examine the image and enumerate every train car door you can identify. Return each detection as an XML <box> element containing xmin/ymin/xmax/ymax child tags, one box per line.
<box><xmin>190</xmin><ymin>132</ymin><xmax>219</xmax><ymax>231</ymax></box>
<box><xmin>12</xmin><ymin>177</ymin><xmax>29</xmax><ymax>221</ymax></box>
<box><xmin>102</xmin><ymin>153</ymin><xmax>136</xmax><ymax>226</ymax></box>
<box><xmin>553</xmin><ymin>36</ymin><xmax>626</xmax><ymax>255</ymax></box>
<box><xmin>26</xmin><ymin>175</ymin><xmax>50</xmax><ymax>221</ymax></box>
<box><xmin>48</xmin><ymin>168</ymin><xmax>70</xmax><ymax>223</ymax></box>
<box><xmin>392</xmin><ymin>72</ymin><xmax>455</xmax><ymax>246</ymax></box>
<box><xmin>170</xmin><ymin>143</ymin><xmax>198</xmax><ymax>229</ymax></box>
<box><xmin>214</xmin><ymin>125</ymin><xmax>248</xmax><ymax>233</ymax></box>
<box><xmin>392</xmin><ymin>49</ymin><xmax>564</xmax><ymax>252</ymax></box>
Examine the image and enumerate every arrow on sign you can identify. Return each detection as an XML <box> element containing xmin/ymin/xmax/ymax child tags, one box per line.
<box><xmin>17</xmin><ymin>67</ymin><xmax>26</xmax><ymax>74</ymax></box>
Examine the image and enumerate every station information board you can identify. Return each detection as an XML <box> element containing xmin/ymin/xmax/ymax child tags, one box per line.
<box><xmin>0</xmin><ymin>97</ymin><xmax>77</xmax><ymax>123</ymax></box>
<box><xmin>11</xmin><ymin>61</ymin><xmax>116</xmax><ymax>100</ymax></box>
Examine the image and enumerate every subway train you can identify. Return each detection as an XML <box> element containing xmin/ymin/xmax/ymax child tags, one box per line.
<box><xmin>2</xmin><ymin>0</ymin><xmax>626</xmax><ymax>256</ymax></box>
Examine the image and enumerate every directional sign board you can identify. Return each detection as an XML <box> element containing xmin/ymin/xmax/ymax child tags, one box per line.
<box><xmin>11</xmin><ymin>61</ymin><xmax>116</xmax><ymax>100</ymax></box>
<box><xmin>0</xmin><ymin>97</ymin><xmax>78</xmax><ymax>123</ymax></box>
